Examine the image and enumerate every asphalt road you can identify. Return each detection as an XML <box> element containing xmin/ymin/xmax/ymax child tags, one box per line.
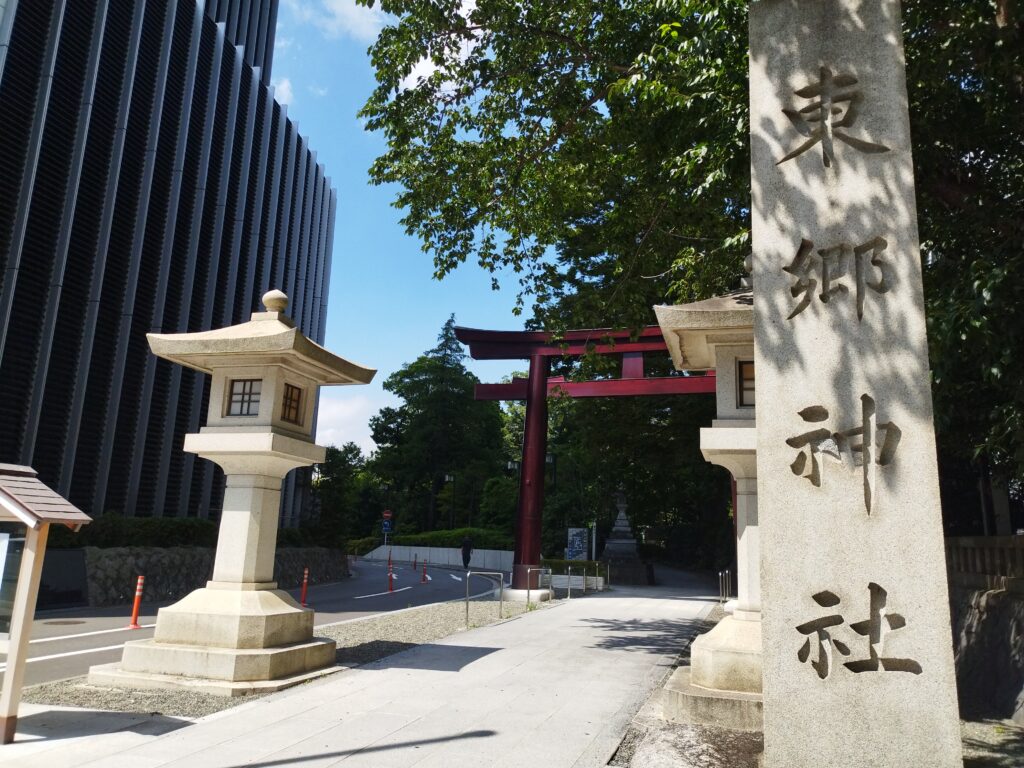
<box><xmin>1</xmin><ymin>560</ymin><xmax>494</xmax><ymax>687</ymax></box>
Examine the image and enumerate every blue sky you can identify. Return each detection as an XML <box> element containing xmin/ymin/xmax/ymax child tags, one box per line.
<box><xmin>271</xmin><ymin>1</ymin><xmax>524</xmax><ymax>453</ymax></box>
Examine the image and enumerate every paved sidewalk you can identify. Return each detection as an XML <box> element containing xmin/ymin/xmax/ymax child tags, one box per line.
<box><xmin>2</xmin><ymin>582</ymin><xmax>716</xmax><ymax>768</ymax></box>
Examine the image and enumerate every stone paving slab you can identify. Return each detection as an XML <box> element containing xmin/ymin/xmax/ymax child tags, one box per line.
<box><xmin>1</xmin><ymin>584</ymin><xmax>715</xmax><ymax>768</ymax></box>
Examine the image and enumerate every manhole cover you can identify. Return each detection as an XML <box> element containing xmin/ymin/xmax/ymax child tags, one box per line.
<box><xmin>43</xmin><ymin>620</ymin><xmax>86</xmax><ymax>625</ymax></box>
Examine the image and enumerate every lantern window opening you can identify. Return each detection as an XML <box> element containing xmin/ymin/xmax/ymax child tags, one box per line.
<box><xmin>281</xmin><ymin>383</ymin><xmax>303</xmax><ymax>425</ymax></box>
<box><xmin>227</xmin><ymin>379</ymin><xmax>262</xmax><ymax>417</ymax></box>
<box><xmin>737</xmin><ymin>360</ymin><xmax>755</xmax><ymax>408</ymax></box>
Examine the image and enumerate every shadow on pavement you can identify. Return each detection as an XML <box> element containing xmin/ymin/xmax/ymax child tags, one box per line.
<box><xmin>220</xmin><ymin>729</ymin><xmax>498</xmax><ymax>768</ymax></box>
<box><xmin>12</xmin><ymin>708</ymin><xmax>190</xmax><ymax>743</ymax></box>
<box><xmin>350</xmin><ymin>642</ymin><xmax>499</xmax><ymax>672</ymax></box>
<box><xmin>582</xmin><ymin>617</ymin><xmax>709</xmax><ymax>655</ymax></box>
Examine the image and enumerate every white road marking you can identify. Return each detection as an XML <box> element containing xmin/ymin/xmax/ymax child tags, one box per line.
<box><xmin>353</xmin><ymin>586</ymin><xmax>412</xmax><ymax>600</ymax></box>
<box><xmin>450</xmin><ymin>574</ymin><xmax>462</xmax><ymax>582</ymax></box>
<box><xmin>31</xmin><ymin>624</ymin><xmax>156</xmax><ymax>644</ymax></box>
<box><xmin>0</xmin><ymin>643</ymin><xmax>127</xmax><ymax>671</ymax></box>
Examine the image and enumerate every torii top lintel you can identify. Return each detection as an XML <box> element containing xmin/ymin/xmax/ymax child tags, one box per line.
<box><xmin>453</xmin><ymin>325</ymin><xmax>670</xmax><ymax>360</ymax></box>
<box><xmin>454</xmin><ymin>325</ymin><xmax>715</xmax><ymax>400</ymax></box>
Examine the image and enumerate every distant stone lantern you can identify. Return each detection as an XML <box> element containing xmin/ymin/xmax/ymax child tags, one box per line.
<box><xmin>89</xmin><ymin>290</ymin><xmax>375</xmax><ymax>695</ymax></box>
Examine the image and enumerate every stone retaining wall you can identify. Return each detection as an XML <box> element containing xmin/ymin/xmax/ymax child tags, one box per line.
<box><xmin>951</xmin><ymin>580</ymin><xmax>1024</xmax><ymax>723</ymax></box>
<box><xmin>81</xmin><ymin>546</ymin><xmax>348</xmax><ymax>607</ymax></box>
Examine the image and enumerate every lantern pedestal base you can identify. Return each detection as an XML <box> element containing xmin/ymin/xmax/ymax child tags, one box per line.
<box><xmin>88</xmin><ymin>585</ymin><xmax>336</xmax><ymax>695</ymax></box>
<box><xmin>87</xmin><ymin>654</ymin><xmax>341</xmax><ymax>698</ymax></box>
<box><xmin>689</xmin><ymin>612</ymin><xmax>762</xmax><ymax>694</ymax></box>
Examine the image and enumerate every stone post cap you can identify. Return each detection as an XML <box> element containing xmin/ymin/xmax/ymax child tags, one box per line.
<box><xmin>262</xmin><ymin>289</ymin><xmax>289</xmax><ymax>313</ymax></box>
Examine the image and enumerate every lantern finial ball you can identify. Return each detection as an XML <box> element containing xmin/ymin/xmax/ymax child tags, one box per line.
<box><xmin>262</xmin><ymin>289</ymin><xmax>289</xmax><ymax>313</ymax></box>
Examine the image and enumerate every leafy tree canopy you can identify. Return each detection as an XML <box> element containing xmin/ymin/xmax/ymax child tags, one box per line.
<box><xmin>360</xmin><ymin>0</ymin><xmax>1024</xmax><ymax>478</ymax></box>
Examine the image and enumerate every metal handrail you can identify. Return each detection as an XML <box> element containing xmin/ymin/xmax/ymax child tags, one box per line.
<box><xmin>465</xmin><ymin>571</ymin><xmax>505</xmax><ymax>628</ymax></box>
<box><xmin>718</xmin><ymin>569</ymin><xmax>732</xmax><ymax>604</ymax></box>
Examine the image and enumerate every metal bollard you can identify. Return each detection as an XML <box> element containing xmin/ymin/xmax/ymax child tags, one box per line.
<box><xmin>567</xmin><ymin>566</ymin><xmax>572</xmax><ymax>600</ymax></box>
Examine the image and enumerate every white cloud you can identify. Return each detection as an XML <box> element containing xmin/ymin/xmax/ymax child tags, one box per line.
<box><xmin>274</xmin><ymin>35</ymin><xmax>295</xmax><ymax>53</ymax></box>
<box><xmin>285</xmin><ymin>0</ymin><xmax>390</xmax><ymax>43</ymax></box>
<box><xmin>315</xmin><ymin>391</ymin><xmax>388</xmax><ymax>456</ymax></box>
<box><xmin>307</xmin><ymin>84</ymin><xmax>329</xmax><ymax>97</ymax></box>
<box><xmin>272</xmin><ymin>76</ymin><xmax>294</xmax><ymax>106</ymax></box>
<box><xmin>400</xmin><ymin>0</ymin><xmax>477</xmax><ymax>92</ymax></box>
<box><xmin>400</xmin><ymin>57</ymin><xmax>440</xmax><ymax>91</ymax></box>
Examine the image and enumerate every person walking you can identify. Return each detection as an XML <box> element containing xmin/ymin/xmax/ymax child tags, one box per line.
<box><xmin>461</xmin><ymin>535</ymin><xmax>473</xmax><ymax>571</ymax></box>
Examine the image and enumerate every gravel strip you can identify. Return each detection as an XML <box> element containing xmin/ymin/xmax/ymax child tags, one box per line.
<box><xmin>321</xmin><ymin>596</ymin><xmax>549</xmax><ymax>667</ymax></box>
<box><xmin>21</xmin><ymin>593</ymin><xmax>561</xmax><ymax>719</ymax></box>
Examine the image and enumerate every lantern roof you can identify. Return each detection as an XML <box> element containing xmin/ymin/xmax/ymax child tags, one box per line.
<box><xmin>147</xmin><ymin>290</ymin><xmax>376</xmax><ymax>386</ymax></box>
<box><xmin>654</xmin><ymin>288</ymin><xmax>753</xmax><ymax>370</ymax></box>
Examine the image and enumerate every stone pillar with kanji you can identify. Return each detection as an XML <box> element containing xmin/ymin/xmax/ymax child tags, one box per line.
<box><xmin>750</xmin><ymin>1</ymin><xmax>962</xmax><ymax>765</ymax></box>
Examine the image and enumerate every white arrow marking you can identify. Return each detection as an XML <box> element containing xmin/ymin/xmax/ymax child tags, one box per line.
<box><xmin>450</xmin><ymin>574</ymin><xmax>462</xmax><ymax>582</ymax></box>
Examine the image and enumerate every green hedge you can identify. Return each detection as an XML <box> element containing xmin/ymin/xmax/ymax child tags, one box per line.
<box><xmin>48</xmin><ymin>513</ymin><xmax>345</xmax><ymax>550</ymax></box>
<box><xmin>540</xmin><ymin>558</ymin><xmax>605</xmax><ymax>575</ymax></box>
<box><xmin>48</xmin><ymin>514</ymin><xmax>219</xmax><ymax>549</ymax></box>
<box><xmin>347</xmin><ymin>527</ymin><xmax>513</xmax><ymax>554</ymax></box>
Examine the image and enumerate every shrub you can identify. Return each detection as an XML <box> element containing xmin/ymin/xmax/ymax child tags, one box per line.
<box><xmin>346</xmin><ymin>536</ymin><xmax>378</xmax><ymax>555</ymax></box>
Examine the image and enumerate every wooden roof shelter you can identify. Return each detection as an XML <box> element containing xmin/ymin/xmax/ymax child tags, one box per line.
<box><xmin>0</xmin><ymin>464</ymin><xmax>90</xmax><ymax>744</ymax></box>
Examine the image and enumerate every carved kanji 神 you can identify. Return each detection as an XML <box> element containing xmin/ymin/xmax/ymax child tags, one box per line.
<box><xmin>786</xmin><ymin>395</ymin><xmax>901</xmax><ymax>514</ymax></box>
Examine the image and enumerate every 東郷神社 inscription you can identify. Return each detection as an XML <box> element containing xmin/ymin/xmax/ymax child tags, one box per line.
<box><xmin>750</xmin><ymin>1</ymin><xmax>964</xmax><ymax>766</ymax></box>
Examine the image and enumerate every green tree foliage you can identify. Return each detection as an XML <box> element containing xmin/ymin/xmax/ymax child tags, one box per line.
<box><xmin>361</xmin><ymin>0</ymin><xmax>1024</xmax><ymax>481</ymax></box>
<box><xmin>369</xmin><ymin>316</ymin><xmax>506</xmax><ymax>531</ymax></box>
<box><xmin>312</xmin><ymin>442</ymin><xmax>382</xmax><ymax>543</ymax></box>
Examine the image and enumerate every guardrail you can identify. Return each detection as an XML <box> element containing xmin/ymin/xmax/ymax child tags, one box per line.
<box><xmin>465</xmin><ymin>571</ymin><xmax>505</xmax><ymax>628</ymax></box>
<box><xmin>946</xmin><ymin>536</ymin><xmax>1024</xmax><ymax>579</ymax></box>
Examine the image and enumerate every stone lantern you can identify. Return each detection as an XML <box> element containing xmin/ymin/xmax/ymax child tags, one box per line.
<box><xmin>89</xmin><ymin>290</ymin><xmax>375</xmax><ymax>695</ymax></box>
<box><xmin>654</xmin><ymin>285</ymin><xmax>762</xmax><ymax>730</ymax></box>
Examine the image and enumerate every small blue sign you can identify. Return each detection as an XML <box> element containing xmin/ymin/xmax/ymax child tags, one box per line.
<box><xmin>381</xmin><ymin>519</ymin><xmax>393</xmax><ymax>533</ymax></box>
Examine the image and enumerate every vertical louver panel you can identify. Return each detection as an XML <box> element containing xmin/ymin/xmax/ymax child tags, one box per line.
<box><xmin>87</xmin><ymin>0</ymin><xmax>171</xmax><ymax>514</ymax></box>
<box><xmin>1</xmin><ymin>0</ymin><xmax>95</xmax><ymax>475</ymax></box>
<box><xmin>0</xmin><ymin>0</ymin><xmax>59</xmax><ymax>463</ymax></box>
<box><xmin>28</xmin><ymin>1</ymin><xmax>107</xmax><ymax>484</ymax></box>
<box><xmin>127</xmin><ymin>0</ymin><xmax>198</xmax><ymax>517</ymax></box>
<box><xmin>67</xmin><ymin>0</ymin><xmax>148</xmax><ymax>507</ymax></box>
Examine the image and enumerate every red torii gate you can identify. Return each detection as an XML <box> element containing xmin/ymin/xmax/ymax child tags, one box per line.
<box><xmin>455</xmin><ymin>325</ymin><xmax>716</xmax><ymax>590</ymax></box>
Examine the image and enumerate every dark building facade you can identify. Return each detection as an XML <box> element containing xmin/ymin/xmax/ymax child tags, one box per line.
<box><xmin>0</xmin><ymin>0</ymin><xmax>336</xmax><ymax>525</ymax></box>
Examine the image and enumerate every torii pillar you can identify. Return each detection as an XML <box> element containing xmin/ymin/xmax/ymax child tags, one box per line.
<box><xmin>514</xmin><ymin>353</ymin><xmax>549</xmax><ymax>589</ymax></box>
